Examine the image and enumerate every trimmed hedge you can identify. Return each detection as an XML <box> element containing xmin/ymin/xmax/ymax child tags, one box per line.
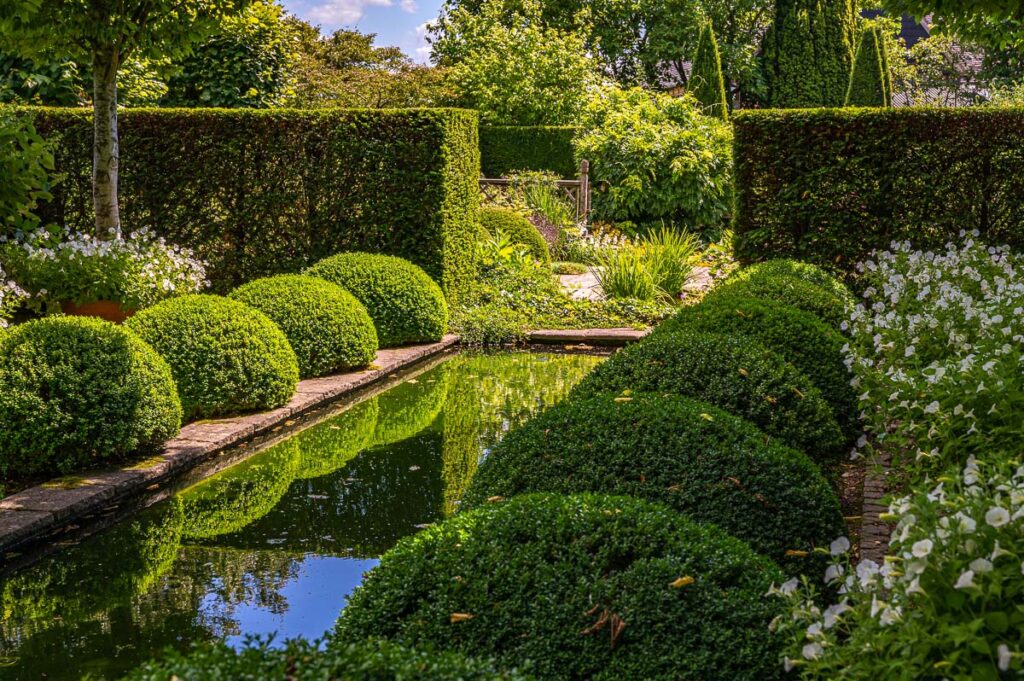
<box><xmin>229</xmin><ymin>274</ymin><xmax>378</xmax><ymax>379</ymax></box>
<box><xmin>126</xmin><ymin>639</ymin><xmax>533</xmax><ymax>681</ymax></box>
<box><xmin>573</xmin><ymin>329</ymin><xmax>845</xmax><ymax>467</ymax></box>
<box><xmin>463</xmin><ymin>393</ymin><xmax>845</xmax><ymax>575</ymax></box>
<box><xmin>708</xmin><ymin>271</ymin><xmax>852</xmax><ymax>332</ymax></box>
<box><xmin>732</xmin><ymin>259</ymin><xmax>854</xmax><ymax>305</ymax></box>
<box><xmin>479</xmin><ymin>125</ymin><xmax>577</xmax><ymax>178</ymax></box>
<box><xmin>305</xmin><ymin>253</ymin><xmax>449</xmax><ymax>347</ymax></box>
<box><xmin>28</xmin><ymin>107</ymin><xmax>480</xmax><ymax>302</ymax></box>
<box><xmin>478</xmin><ymin>207</ymin><xmax>551</xmax><ymax>264</ymax></box>
<box><xmin>0</xmin><ymin>317</ymin><xmax>181</xmax><ymax>478</ymax></box>
<box><xmin>126</xmin><ymin>294</ymin><xmax>299</xmax><ymax>420</ymax></box>
<box><xmin>733</xmin><ymin>108</ymin><xmax>1024</xmax><ymax>271</ymax></box>
<box><xmin>658</xmin><ymin>294</ymin><xmax>859</xmax><ymax>442</ymax></box>
<box><xmin>336</xmin><ymin>493</ymin><xmax>786</xmax><ymax>680</ymax></box>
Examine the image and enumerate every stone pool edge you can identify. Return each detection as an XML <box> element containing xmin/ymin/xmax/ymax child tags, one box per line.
<box><xmin>527</xmin><ymin>327</ymin><xmax>650</xmax><ymax>346</ymax></box>
<box><xmin>0</xmin><ymin>335</ymin><xmax>460</xmax><ymax>555</ymax></box>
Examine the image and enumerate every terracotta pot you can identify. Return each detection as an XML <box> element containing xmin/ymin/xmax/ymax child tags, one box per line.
<box><xmin>61</xmin><ymin>300</ymin><xmax>136</xmax><ymax>324</ymax></box>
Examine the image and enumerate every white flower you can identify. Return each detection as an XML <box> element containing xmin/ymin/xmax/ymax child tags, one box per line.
<box><xmin>822</xmin><ymin>601</ymin><xmax>851</xmax><ymax>629</ymax></box>
<box><xmin>879</xmin><ymin>606</ymin><xmax>902</xmax><ymax>626</ymax></box>
<box><xmin>856</xmin><ymin>560</ymin><xmax>880</xmax><ymax>587</ymax></box>
<box><xmin>998</xmin><ymin>644</ymin><xmax>1011</xmax><ymax>672</ymax></box>
<box><xmin>970</xmin><ymin>558</ymin><xmax>994</xmax><ymax>574</ymax></box>
<box><xmin>802</xmin><ymin>643</ymin><xmax>823</xmax><ymax>661</ymax></box>
<box><xmin>824</xmin><ymin>564</ymin><xmax>844</xmax><ymax>584</ymax></box>
<box><xmin>779</xmin><ymin>578</ymin><xmax>799</xmax><ymax>595</ymax></box>
<box><xmin>923</xmin><ymin>401</ymin><xmax>940</xmax><ymax>414</ymax></box>
<box><xmin>954</xmin><ymin>570</ymin><xmax>976</xmax><ymax>589</ymax></box>
<box><xmin>830</xmin><ymin>537</ymin><xmax>851</xmax><ymax>556</ymax></box>
<box><xmin>985</xmin><ymin>506</ymin><xmax>1010</xmax><ymax>528</ymax></box>
<box><xmin>911</xmin><ymin>539</ymin><xmax>933</xmax><ymax>558</ymax></box>
<box><xmin>955</xmin><ymin>513</ymin><xmax>977</xmax><ymax>533</ymax></box>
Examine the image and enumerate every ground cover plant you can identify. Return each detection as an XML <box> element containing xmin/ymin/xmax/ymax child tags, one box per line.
<box><xmin>573</xmin><ymin>329</ymin><xmax>846</xmax><ymax>467</ymax></box>
<box><xmin>0</xmin><ymin>316</ymin><xmax>181</xmax><ymax>478</ymax></box>
<box><xmin>126</xmin><ymin>294</ymin><xmax>299</xmax><ymax>420</ymax></box>
<box><xmin>336</xmin><ymin>493</ymin><xmax>787</xmax><ymax>681</ymax></box>
<box><xmin>306</xmin><ymin>253</ymin><xmax>449</xmax><ymax>347</ymax></box>
<box><xmin>463</xmin><ymin>393</ymin><xmax>845</xmax><ymax>575</ymax></box>
<box><xmin>229</xmin><ymin>274</ymin><xmax>378</xmax><ymax>379</ymax></box>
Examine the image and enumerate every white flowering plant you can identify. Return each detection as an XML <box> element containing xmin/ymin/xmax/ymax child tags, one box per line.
<box><xmin>1</xmin><ymin>226</ymin><xmax>208</xmax><ymax>311</ymax></box>
<box><xmin>0</xmin><ymin>266</ymin><xmax>28</xmax><ymax>328</ymax></box>
<box><xmin>772</xmin><ymin>455</ymin><xmax>1024</xmax><ymax>679</ymax></box>
<box><xmin>845</xmin><ymin>234</ymin><xmax>1024</xmax><ymax>475</ymax></box>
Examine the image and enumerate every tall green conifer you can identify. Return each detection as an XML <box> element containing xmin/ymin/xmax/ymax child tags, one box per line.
<box><xmin>845</xmin><ymin>26</ymin><xmax>888</xmax><ymax>106</ymax></box>
<box><xmin>691</xmin><ymin>21</ymin><xmax>729</xmax><ymax>118</ymax></box>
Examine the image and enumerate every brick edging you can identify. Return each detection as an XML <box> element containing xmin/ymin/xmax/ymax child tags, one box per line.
<box><xmin>0</xmin><ymin>335</ymin><xmax>460</xmax><ymax>555</ymax></box>
<box><xmin>858</xmin><ymin>451</ymin><xmax>893</xmax><ymax>564</ymax></box>
<box><xmin>527</xmin><ymin>328</ymin><xmax>650</xmax><ymax>346</ymax></box>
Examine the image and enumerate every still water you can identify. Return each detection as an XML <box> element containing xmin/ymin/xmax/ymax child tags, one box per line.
<box><xmin>0</xmin><ymin>351</ymin><xmax>602</xmax><ymax>680</ymax></box>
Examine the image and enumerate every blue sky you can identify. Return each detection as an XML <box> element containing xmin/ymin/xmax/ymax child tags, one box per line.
<box><xmin>281</xmin><ymin>0</ymin><xmax>445</xmax><ymax>62</ymax></box>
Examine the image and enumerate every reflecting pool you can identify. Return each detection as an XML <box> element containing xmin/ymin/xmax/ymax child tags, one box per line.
<box><xmin>0</xmin><ymin>351</ymin><xmax>603</xmax><ymax>680</ymax></box>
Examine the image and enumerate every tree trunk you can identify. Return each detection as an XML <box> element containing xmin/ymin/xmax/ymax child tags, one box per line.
<box><xmin>92</xmin><ymin>45</ymin><xmax>121</xmax><ymax>238</ymax></box>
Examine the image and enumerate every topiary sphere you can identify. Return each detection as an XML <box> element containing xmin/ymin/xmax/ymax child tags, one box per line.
<box><xmin>463</xmin><ymin>393</ymin><xmax>845</xmax><ymax>575</ymax></box>
<box><xmin>229</xmin><ymin>274</ymin><xmax>378</xmax><ymax>379</ymax></box>
<box><xmin>735</xmin><ymin>259</ymin><xmax>854</xmax><ymax>306</ymax></box>
<box><xmin>0</xmin><ymin>316</ymin><xmax>182</xmax><ymax>478</ymax></box>
<box><xmin>126</xmin><ymin>294</ymin><xmax>299</xmax><ymax>420</ymax></box>
<box><xmin>125</xmin><ymin>638</ymin><xmax>533</xmax><ymax>681</ymax></box>
<box><xmin>657</xmin><ymin>294</ymin><xmax>860</xmax><ymax>443</ymax></box>
<box><xmin>478</xmin><ymin>207</ymin><xmax>551</xmax><ymax>265</ymax></box>
<box><xmin>573</xmin><ymin>329</ymin><xmax>845</xmax><ymax>468</ymax></box>
<box><xmin>709</xmin><ymin>272</ymin><xmax>851</xmax><ymax>332</ymax></box>
<box><xmin>335</xmin><ymin>493</ymin><xmax>787</xmax><ymax>681</ymax></box>
<box><xmin>305</xmin><ymin>253</ymin><xmax>449</xmax><ymax>348</ymax></box>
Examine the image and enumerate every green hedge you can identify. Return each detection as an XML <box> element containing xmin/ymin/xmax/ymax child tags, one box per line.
<box><xmin>479</xmin><ymin>125</ymin><xmax>577</xmax><ymax>178</ymax></box>
<box><xmin>477</xmin><ymin>207</ymin><xmax>551</xmax><ymax>264</ymax></box>
<box><xmin>463</xmin><ymin>393</ymin><xmax>845</xmax><ymax>575</ymax></box>
<box><xmin>27</xmin><ymin>107</ymin><xmax>480</xmax><ymax>302</ymax></box>
<box><xmin>732</xmin><ymin>108</ymin><xmax>1024</xmax><ymax>271</ymax></box>
<box><xmin>708</xmin><ymin>270</ymin><xmax>852</xmax><ymax>332</ymax></box>
<box><xmin>336</xmin><ymin>493</ymin><xmax>786</xmax><ymax>680</ymax></box>
<box><xmin>573</xmin><ymin>329</ymin><xmax>845</xmax><ymax>468</ymax></box>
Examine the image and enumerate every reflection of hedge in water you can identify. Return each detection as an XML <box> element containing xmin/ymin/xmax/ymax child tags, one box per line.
<box><xmin>441</xmin><ymin>375</ymin><xmax>482</xmax><ymax>517</ymax></box>
<box><xmin>0</xmin><ymin>499</ymin><xmax>184</xmax><ymax>644</ymax></box>
<box><xmin>210</xmin><ymin>431</ymin><xmax>446</xmax><ymax>558</ymax></box>
<box><xmin>372</xmin><ymin>367</ymin><xmax>450</xmax><ymax>447</ymax></box>
<box><xmin>180</xmin><ymin>439</ymin><xmax>300</xmax><ymax>541</ymax></box>
<box><xmin>293</xmin><ymin>398</ymin><xmax>380</xmax><ymax>481</ymax></box>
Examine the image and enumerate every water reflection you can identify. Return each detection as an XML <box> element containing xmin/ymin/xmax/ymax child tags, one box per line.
<box><xmin>0</xmin><ymin>351</ymin><xmax>602</xmax><ymax>680</ymax></box>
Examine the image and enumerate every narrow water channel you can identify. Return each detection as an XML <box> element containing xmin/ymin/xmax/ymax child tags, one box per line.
<box><xmin>0</xmin><ymin>351</ymin><xmax>603</xmax><ymax>680</ymax></box>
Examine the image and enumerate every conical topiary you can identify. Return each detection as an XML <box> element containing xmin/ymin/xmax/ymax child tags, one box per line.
<box><xmin>877</xmin><ymin>27</ymin><xmax>894</xmax><ymax>105</ymax></box>
<box><xmin>845</xmin><ymin>26</ymin><xmax>888</xmax><ymax>107</ymax></box>
<box><xmin>691</xmin><ymin>21</ymin><xmax>728</xmax><ymax>118</ymax></box>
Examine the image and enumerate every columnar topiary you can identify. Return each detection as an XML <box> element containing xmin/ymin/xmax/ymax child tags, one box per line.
<box><xmin>658</xmin><ymin>294</ymin><xmax>859</xmax><ymax>442</ymax></box>
<box><xmin>846</xmin><ymin>27</ymin><xmax>888</xmax><ymax>107</ymax></box>
<box><xmin>0</xmin><ymin>317</ymin><xmax>182</xmax><ymax>478</ymax></box>
<box><xmin>335</xmin><ymin>493</ymin><xmax>787</xmax><ymax>681</ymax></box>
<box><xmin>126</xmin><ymin>639</ymin><xmax>533</xmax><ymax>680</ymax></box>
<box><xmin>691</xmin><ymin>21</ymin><xmax>729</xmax><ymax>119</ymax></box>
<box><xmin>709</xmin><ymin>271</ymin><xmax>852</xmax><ymax>332</ymax></box>
<box><xmin>305</xmin><ymin>253</ymin><xmax>449</xmax><ymax>347</ymax></box>
<box><xmin>477</xmin><ymin>207</ymin><xmax>551</xmax><ymax>264</ymax></box>
<box><xmin>126</xmin><ymin>294</ymin><xmax>300</xmax><ymax>420</ymax></box>
<box><xmin>463</xmin><ymin>394</ymin><xmax>845</xmax><ymax>575</ymax></box>
<box><xmin>229</xmin><ymin>274</ymin><xmax>378</xmax><ymax>379</ymax></box>
<box><xmin>573</xmin><ymin>329</ymin><xmax>845</xmax><ymax>467</ymax></box>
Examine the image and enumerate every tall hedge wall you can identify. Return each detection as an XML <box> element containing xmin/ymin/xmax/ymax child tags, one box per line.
<box><xmin>479</xmin><ymin>125</ymin><xmax>577</xmax><ymax>179</ymax></box>
<box><xmin>28</xmin><ymin>108</ymin><xmax>481</xmax><ymax>301</ymax></box>
<box><xmin>732</xmin><ymin>108</ymin><xmax>1024</xmax><ymax>271</ymax></box>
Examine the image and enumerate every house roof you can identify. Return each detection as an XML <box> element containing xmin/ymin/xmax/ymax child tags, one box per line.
<box><xmin>861</xmin><ymin>10</ymin><xmax>932</xmax><ymax>48</ymax></box>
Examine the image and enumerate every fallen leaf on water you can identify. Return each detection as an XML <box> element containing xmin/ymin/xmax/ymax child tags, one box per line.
<box><xmin>669</xmin><ymin>576</ymin><xmax>695</xmax><ymax>588</ymax></box>
<box><xmin>329</xmin><ymin>425</ymin><xmax>341</xmax><ymax>430</ymax></box>
<box><xmin>450</xmin><ymin>613</ymin><xmax>475</xmax><ymax>623</ymax></box>
<box><xmin>487</xmin><ymin>496</ymin><xmax>505</xmax><ymax>503</ymax></box>
<box><xmin>613</xmin><ymin>396</ymin><xmax>632</xmax><ymax>403</ymax></box>
<box><xmin>407</xmin><ymin>379</ymin><xmax>419</xmax><ymax>384</ymax></box>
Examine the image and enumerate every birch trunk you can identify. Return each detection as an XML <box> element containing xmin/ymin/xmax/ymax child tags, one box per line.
<box><xmin>92</xmin><ymin>46</ymin><xmax>121</xmax><ymax>238</ymax></box>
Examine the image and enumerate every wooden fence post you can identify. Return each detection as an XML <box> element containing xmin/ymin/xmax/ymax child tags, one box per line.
<box><xmin>579</xmin><ymin>159</ymin><xmax>590</xmax><ymax>219</ymax></box>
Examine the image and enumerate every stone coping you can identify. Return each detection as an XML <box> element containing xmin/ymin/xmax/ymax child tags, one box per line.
<box><xmin>527</xmin><ymin>327</ymin><xmax>650</xmax><ymax>346</ymax></box>
<box><xmin>0</xmin><ymin>335</ymin><xmax>459</xmax><ymax>556</ymax></box>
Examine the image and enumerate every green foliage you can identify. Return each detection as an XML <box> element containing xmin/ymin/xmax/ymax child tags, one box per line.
<box><xmin>709</xmin><ymin>271</ymin><xmax>852</xmax><ymax>332</ymax></box>
<box><xmin>691</xmin><ymin>21</ymin><xmax>729</xmax><ymax>118</ymax></box>
<box><xmin>162</xmin><ymin>1</ymin><xmax>294</xmax><ymax>108</ymax></box>
<box><xmin>0</xmin><ymin>111</ymin><xmax>53</xmax><ymax>234</ymax></box>
<box><xmin>882</xmin><ymin>0</ymin><xmax>1023</xmax><ymax>21</ymax></box>
<box><xmin>574</xmin><ymin>87</ymin><xmax>733</xmax><ymax>226</ymax></box>
<box><xmin>464</xmin><ymin>393</ymin><xmax>845</xmax><ymax>574</ymax></box>
<box><xmin>594</xmin><ymin>246</ymin><xmax>657</xmax><ymax>301</ymax></box>
<box><xmin>336</xmin><ymin>493</ymin><xmax>787</xmax><ymax>680</ymax></box>
<box><xmin>292</xmin><ymin>397</ymin><xmax>379</xmax><ymax>480</ymax></box>
<box><xmin>126</xmin><ymin>638</ymin><xmax>533</xmax><ymax>680</ymax></box>
<box><xmin>31</xmin><ymin>107</ymin><xmax>480</xmax><ymax>300</ymax></box>
<box><xmin>373</xmin><ymin>370</ymin><xmax>450</xmax><ymax>447</ymax></box>
<box><xmin>479</xmin><ymin>126</ymin><xmax>577</xmax><ymax>178</ymax></box>
<box><xmin>730</xmin><ymin>258</ymin><xmax>854</xmax><ymax>305</ymax></box>
<box><xmin>477</xmin><ymin>207</ymin><xmax>550</xmax><ymax>264</ymax></box>
<box><xmin>551</xmin><ymin>261</ymin><xmax>588</xmax><ymax>275</ymax></box>
<box><xmin>573</xmin><ymin>328</ymin><xmax>846</xmax><ymax>467</ymax></box>
<box><xmin>0</xmin><ymin>316</ymin><xmax>181</xmax><ymax>478</ymax></box>
<box><xmin>126</xmin><ymin>294</ymin><xmax>299</xmax><ymax>420</ymax></box>
<box><xmin>659</xmin><ymin>294</ymin><xmax>859</xmax><ymax>441</ymax></box>
<box><xmin>305</xmin><ymin>253</ymin><xmax>449</xmax><ymax>348</ymax></box>
<box><xmin>846</xmin><ymin>27</ymin><xmax>889</xmax><ymax>107</ymax></box>
<box><xmin>764</xmin><ymin>0</ymin><xmax>857</xmax><ymax>107</ymax></box>
<box><xmin>593</xmin><ymin>228</ymin><xmax>698</xmax><ymax>301</ymax></box>
<box><xmin>0</xmin><ymin>52</ymin><xmax>85</xmax><ymax>105</ymax></box>
<box><xmin>732</xmin><ymin>108</ymin><xmax>1024</xmax><ymax>272</ymax></box>
<box><xmin>434</xmin><ymin>0</ymin><xmax>599</xmax><ymax>125</ymax></box>
<box><xmin>229</xmin><ymin>274</ymin><xmax>378</xmax><ymax>379</ymax></box>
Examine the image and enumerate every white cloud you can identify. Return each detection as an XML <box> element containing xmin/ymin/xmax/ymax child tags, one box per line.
<box><xmin>305</xmin><ymin>0</ymin><xmax>394</xmax><ymax>25</ymax></box>
<box><xmin>412</xmin><ymin>20</ymin><xmax>435</xmax><ymax>62</ymax></box>
<box><xmin>400</xmin><ymin>0</ymin><xmax>418</xmax><ymax>12</ymax></box>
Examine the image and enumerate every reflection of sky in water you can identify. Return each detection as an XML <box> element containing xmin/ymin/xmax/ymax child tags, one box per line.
<box><xmin>0</xmin><ymin>352</ymin><xmax>603</xmax><ymax>680</ymax></box>
<box><xmin>207</xmin><ymin>555</ymin><xmax>380</xmax><ymax>648</ymax></box>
